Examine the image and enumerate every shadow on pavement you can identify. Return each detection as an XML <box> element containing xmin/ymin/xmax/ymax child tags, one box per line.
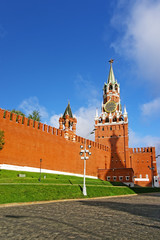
<box><xmin>132</xmin><ymin>222</ymin><xmax>160</xmax><ymax>229</ymax></box>
<box><xmin>79</xmin><ymin>199</ymin><xmax>160</xmax><ymax>222</ymax></box>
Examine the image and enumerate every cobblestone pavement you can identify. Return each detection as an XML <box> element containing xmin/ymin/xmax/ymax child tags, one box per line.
<box><xmin>0</xmin><ymin>193</ymin><xmax>160</xmax><ymax>240</ymax></box>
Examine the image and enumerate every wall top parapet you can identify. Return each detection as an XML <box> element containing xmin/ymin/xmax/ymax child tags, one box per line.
<box><xmin>129</xmin><ymin>147</ymin><xmax>155</xmax><ymax>154</ymax></box>
<box><xmin>0</xmin><ymin>108</ymin><xmax>110</xmax><ymax>152</ymax></box>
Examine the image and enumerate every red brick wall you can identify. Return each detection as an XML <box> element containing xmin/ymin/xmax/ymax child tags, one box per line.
<box><xmin>98</xmin><ymin>168</ymin><xmax>134</xmax><ymax>182</ymax></box>
<box><xmin>129</xmin><ymin>147</ymin><xmax>157</xmax><ymax>187</ymax></box>
<box><xmin>0</xmin><ymin>109</ymin><xmax>110</xmax><ymax>177</ymax></box>
<box><xmin>0</xmin><ymin>108</ymin><xmax>158</xmax><ymax>187</ymax></box>
<box><xmin>95</xmin><ymin>123</ymin><xmax>130</xmax><ymax>169</ymax></box>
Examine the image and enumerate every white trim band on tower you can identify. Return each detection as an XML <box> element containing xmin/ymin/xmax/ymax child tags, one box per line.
<box><xmin>95</xmin><ymin>121</ymin><xmax>128</xmax><ymax>126</ymax></box>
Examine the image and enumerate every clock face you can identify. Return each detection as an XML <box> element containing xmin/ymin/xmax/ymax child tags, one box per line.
<box><xmin>104</xmin><ymin>101</ymin><xmax>117</xmax><ymax>113</ymax></box>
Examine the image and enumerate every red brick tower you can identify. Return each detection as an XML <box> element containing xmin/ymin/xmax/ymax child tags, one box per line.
<box><xmin>59</xmin><ymin>102</ymin><xmax>77</xmax><ymax>141</ymax></box>
<box><xmin>95</xmin><ymin>60</ymin><xmax>129</xmax><ymax>169</ymax></box>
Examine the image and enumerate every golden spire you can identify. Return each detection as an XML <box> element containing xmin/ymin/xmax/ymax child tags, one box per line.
<box><xmin>107</xmin><ymin>59</ymin><xmax>115</xmax><ymax>84</ymax></box>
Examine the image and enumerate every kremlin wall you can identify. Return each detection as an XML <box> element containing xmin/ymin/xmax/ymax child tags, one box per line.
<box><xmin>0</xmin><ymin>108</ymin><xmax>110</xmax><ymax>178</ymax></box>
<box><xmin>0</xmin><ymin>61</ymin><xmax>159</xmax><ymax>187</ymax></box>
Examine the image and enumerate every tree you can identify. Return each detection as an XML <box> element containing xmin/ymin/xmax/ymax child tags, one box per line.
<box><xmin>10</xmin><ymin>109</ymin><xmax>25</xmax><ymax>117</ymax></box>
<box><xmin>28</xmin><ymin>110</ymin><xmax>41</xmax><ymax>122</ymax></box>
<box><xmin>0</xmin><ymin>130</ymin><xmax>5</xmax><ymax>150</ymax></box>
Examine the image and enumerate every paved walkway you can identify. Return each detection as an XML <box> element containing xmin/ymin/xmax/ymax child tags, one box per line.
<box><xmin>0</xmin><ymin>193</ymin><xmax>160</xmax><ymax>239</ymax></box>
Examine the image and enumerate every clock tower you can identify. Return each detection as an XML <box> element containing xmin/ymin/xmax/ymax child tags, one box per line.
<box><xmin>95</xmin><ymin>60</ymin><xmax>130</xmax><ymax>169</ymax></box>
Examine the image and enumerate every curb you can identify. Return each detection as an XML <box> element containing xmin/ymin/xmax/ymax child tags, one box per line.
<box><xmin>0</xmin><ymin>193</ymin><xmax>138</xmax><ymax>208</ymax></box>
<box><xmin>1</xmin><ymin>192</ymin><xmax>159</xmax><ymax>208</ymax></box>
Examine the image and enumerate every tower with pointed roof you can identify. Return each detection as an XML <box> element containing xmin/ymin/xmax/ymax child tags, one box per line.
<box><xmin>59</xmin><ymin>102</ymin><xmax>77</xmax><ymax>141</ymax></box>
<box><xmin>95</xmin><ymin>60</ymin><xmax>129</xmax><ymax>169</ymax></box>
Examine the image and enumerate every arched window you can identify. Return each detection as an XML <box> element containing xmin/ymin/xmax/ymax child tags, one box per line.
<box><xmin>115</xmin><ymin>84</ymin><xmax>118</xmax><ymax>91</ymax></box>
<box><xmin>68</xmin><ymin>121</ymin><xmax>73</xmax><ymax>129</ymax></box>
<box><xmin>105</xmin><ymin>118</ymin><xmax>109</xmax><ymax>123</ymax></box>
<box><xmin>113</xmin><ymin>117</ymin><xmax>117</xmax><ymax>122</ymax></box>
<box><xmin>99</xmin><ymin>118</ymin><xmax>102</xmax><ymax>123</ymax></box>
<box><xmin>109</xmin><ymin>84</ymin><xmax>113</xmax><ymax>90</ymax></box>
<box><xmin>119</xmin><ymin>116</ymin><xmax>124</xmax><ymax>121</ymax></box>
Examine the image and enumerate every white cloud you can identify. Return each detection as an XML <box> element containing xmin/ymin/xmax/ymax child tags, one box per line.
<box><xmin>111</xmin><ymin>0</ymin><xmax>160</xmax><ymax>89</ymax></box>
<box><xmin>141</xmin><ymin>97</ymin><xmax>160</xmax><ymax>117</ymax></box>
<box><xmin>129</xmin><ymin>128</ymin><xmax>160</xmax><ymax>149</ymax></box>
<box><xmin>75</xmin><ymin>106</ymin><xmax>98</xmax><ymax>140</ymax></box>
<box><xmin>129</xmin><ymin>128</ymin><xmax>160</xmax><ymax>172</ymax></box>
<box><xmin>49</xmin><ymin>105</ymin><xmax>100</xmax><ymax>140</ymax></box>
<box><xmin>50</xmin><ymin>114</ymin><xmax>61</xmax><ymax>128</ymax></box>
<box><xmin>19</xmin><ymin>97</ymin><xmax>49</xmax><ymax>120</ymax></box>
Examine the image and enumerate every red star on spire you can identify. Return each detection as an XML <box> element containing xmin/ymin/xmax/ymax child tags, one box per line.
<box><xmin>109</xmin><ymin>59</ymin><xmax>114</xmax><ymax>64</ymax></box>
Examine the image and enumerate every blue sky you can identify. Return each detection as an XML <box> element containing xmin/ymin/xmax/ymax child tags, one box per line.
<box><xmin>0</xmin><ymin>0</ymin><xmax>160</xmax><ymax>169</ymax></box>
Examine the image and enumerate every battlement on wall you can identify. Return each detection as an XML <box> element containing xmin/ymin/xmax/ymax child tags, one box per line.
<box><xmin>0</xmin><ymin>108</ymin><xmax>65</xmax><ymax>137</ymax></box>
<box><xmin>0</xmin><ymin>108</ymin><xmax>109</xmax><ymax>152</ymax></box>
<box><xmin>74</xmin><ymin>135</ymin><xmax>110</xmax><ymax>152</ymax></box>
<box><xmin>129</xmin><ymin>147</ymin><xmax>155</xmax><ymax>154</ymax></box>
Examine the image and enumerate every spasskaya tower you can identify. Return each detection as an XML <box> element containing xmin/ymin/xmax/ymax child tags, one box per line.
<box><xmin>95</xmin><ymin>60</ymin><xmax>130</xmax><ymax>169</ymax></box>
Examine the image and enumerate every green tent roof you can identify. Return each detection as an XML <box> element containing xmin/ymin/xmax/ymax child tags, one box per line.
<box><xmin>62</xmin><ymin>102</ymin><xmax>73</xmax><ymax>119</ymax></box>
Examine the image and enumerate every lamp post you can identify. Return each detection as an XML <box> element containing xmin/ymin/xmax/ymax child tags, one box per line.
<box><xmin>148</xmin><ymin>154</ymin><xmax>154</xmax><ymax>188</ymax></box>
<box><xmin>80</xmin><ymin>141</ymin><xmax>91</xmax><ymax>196</ymax></box>
<box><xmin>148</xmin><ymin>155</ymin><xmax>160</xmax><ymax>187</ymax></box>
<box><xmin>148</xmin><ymin>165</ymin><xmax>155</xmax><ymax>188</ymax></box>
<box><xmin>39</xmin><ymin>158</ymin><xmax>42</xmax><ymax>182</ymax></box>
<box><xmin>79</xmin><ymin>128</ymin><xmax>96</xmax><ymax>196</ymax></box>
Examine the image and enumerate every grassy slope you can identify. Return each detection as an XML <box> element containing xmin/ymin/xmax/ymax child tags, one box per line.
<box><xmin>0</xmin><ymin>170</ymin><xmax>160</xmax><ymax>204</ymax></box>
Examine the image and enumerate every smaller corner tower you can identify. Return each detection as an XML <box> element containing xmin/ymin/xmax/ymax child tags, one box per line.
<box><xmin>59</xmin><ymin>102</ymin><xmax>77</xmax><ymax>141</ymax></box>
<box><xmin>95</xmin><ymin>59</ymin><xmax>129</xmax><ymax>169</ymax></box>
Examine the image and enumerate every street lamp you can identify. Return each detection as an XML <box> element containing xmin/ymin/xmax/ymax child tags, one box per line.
<box><xmin>80</xmin><ymin>141</ymin><xmax>91</xmax><ymax>196</ymax></box>
<box><xmin>39</xmin><ymin>158</ymin><xmax>42</xmax><ymax>182</ymax></box>
<box><xmin>79</xmin><ymin>128</ymin><xmax>96</xmax><ymax>196</ymax></box>
<box><xmin>148</xmin><ymin>154</ymin><xmax>160</xmax><ymax>187</ymax></box>
<box><xmin>148</xmin><ymin>165</ymin><xmax>155</xmax><ymax>188</ymax></box>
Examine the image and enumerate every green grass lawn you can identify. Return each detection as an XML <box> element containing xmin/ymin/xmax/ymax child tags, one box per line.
<box><xmin>0</xmin><ymin>169</ymin><xmax>160</xmax><ymax>204</ymax></box>
<box><xmin>0</xmin><ymin>170</ymin><xmax>113</xmax><ymax>185</ymax></box>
